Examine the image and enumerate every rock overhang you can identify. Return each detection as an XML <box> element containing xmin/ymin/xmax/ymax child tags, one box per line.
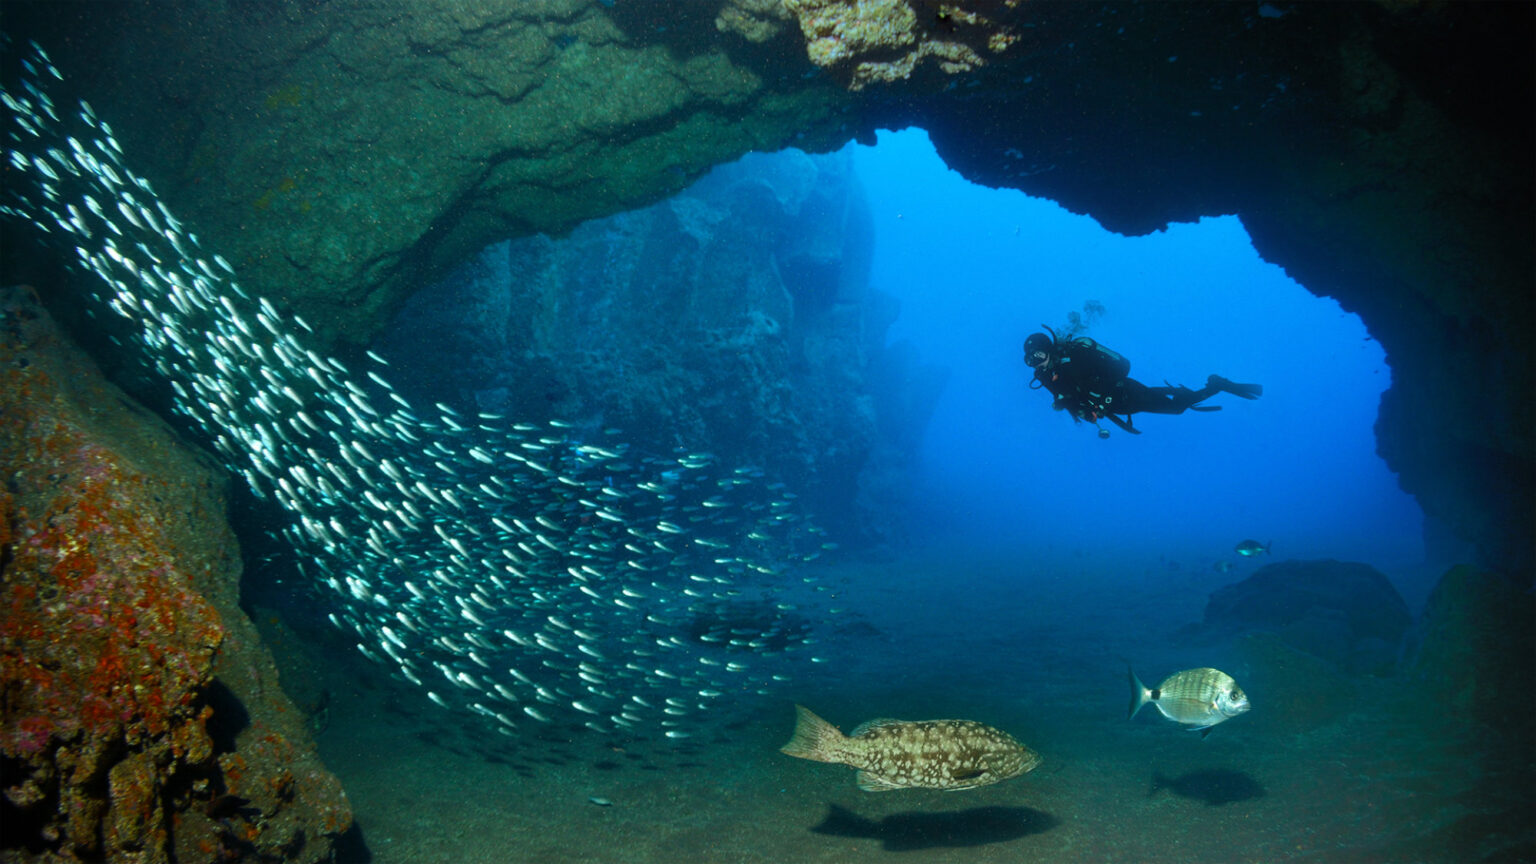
<box><xmin>3</xmin><ymin>0</ymin><xmax>1530</xmax><ymax>574</ymax></box>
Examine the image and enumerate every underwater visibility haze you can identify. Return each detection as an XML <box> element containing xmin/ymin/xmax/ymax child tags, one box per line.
<box><xmin>1</xmin><ymin>6</ymin><xmax>1532</xmax><ymax>864</ymax></box>
<box><xmin>854</xmin><ymin>128</ymin><xmax>1424</xmax><ymax>570</ymax></box>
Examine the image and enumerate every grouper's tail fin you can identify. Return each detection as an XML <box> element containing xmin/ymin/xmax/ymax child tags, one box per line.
<box><xmin>780</xmin><ymin>705</ymin><xmax>847</xmax><ymax>763</ymax></box>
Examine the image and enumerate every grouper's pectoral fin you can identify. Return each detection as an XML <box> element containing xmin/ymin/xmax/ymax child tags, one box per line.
<box><xmin>856</xmin><ymin>770</ymin><xmax>905</xmax><ymax>792</ymax></box>
<box><xmin>943</xmin><ymin>769</ymin><xmax>986</xmax><ymax>791</ymax></box>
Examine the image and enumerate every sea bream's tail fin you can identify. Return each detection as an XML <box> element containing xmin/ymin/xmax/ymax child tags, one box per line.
<box><xmin>1127</xmin><ymin>666</ymin><xmax>1152</xmax><ymax>720</ymax></box>
<box><xmin>780</xmin><ymin>705</ymin><xmax>847</xmax><ymax>763</ymax></box>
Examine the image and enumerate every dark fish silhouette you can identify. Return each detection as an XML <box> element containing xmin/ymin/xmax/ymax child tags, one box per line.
<box><xmin>811</xmin><ymin>803</ymin><xmax>1057</xmax><ymax>851</ymax></box>
<box><xmin>1235</xmin><ymin>539</ymin><xmax>1271</xmax><ymax>557</ymax></box>
<box><xmin>1150</xmin><ymin>769</ymin><xmax>1266</xmax><ymax>805</ymax></box>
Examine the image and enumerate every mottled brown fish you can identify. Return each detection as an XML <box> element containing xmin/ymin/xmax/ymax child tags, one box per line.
<box><xmin>1128</xmin><ymin>666</ymin><xmax>1250</xmax><ymax>738</ymax></box>
<box><xmin>779</xmin><ymin>705</ymin><xmax>1041</xmax><ymax>791</ymax></box>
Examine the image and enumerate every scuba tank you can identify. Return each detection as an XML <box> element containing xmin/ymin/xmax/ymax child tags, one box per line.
<box><xmin>1033</xmin><ymin>325</ymin><xmax>1131</xmax><ymax>382</ymax></box>
<box><xmin>1029</xmin><ymin>325</ymin><xmax>1139</xmax><ymax>437</ymax></box>
<box><xmin>1067</xmin><ymin>336</ymin><xmax>1131</xmax><ymax>382</ymax></box>
<box><xmin>1057</xmin><ymin>330</ymin><xmax>1137</xmax><ymax>436</ymax></box>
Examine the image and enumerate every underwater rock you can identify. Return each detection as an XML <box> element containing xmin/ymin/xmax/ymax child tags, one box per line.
<box><xmin>247</xmin><ymin>607</ymin><xmax>335</xmax><ymax>723</ymax></box>
<box><xmin>0</xmin><ymin>53</ymin><xmax>842</xmax><ymax>743</ymax></box>
<box><xmin>901</xmin><ymin>3</ymin><xmax>1534</xmax><ymax>577</ymax></box>
<box><xmin>782</xmin><ymin>0</ymin><xmax>1021</xmax><ymax>90</ymax></box>
<box><xmin>0</xmin><ymin>286</ymin><xmax>349</xmax><ymax>863</ymax></box>
<box><xmin>3</xmin><ymin>1</ymin><xmax>1530</xmax><ymax>597</ymax></box>
<box><xmin>1197</xmin><ymin>559</ymin><xmax>1412</xmax><ymax>676</ymax></box>
<box><xmin>715</xmin><ymin>0</ymin><xmax>795</xmax><ymax>44</ymax></box>
<box><xmin>375</xmin><ymin>147</ymin><xmax>911</xmax><ymax>541</ymax></box>
<box><xmin>1235</xmin><ymin>632</ymin><xmax>1356</xmax><ymax>733</ymax></box>
<box><xmin>1411</xmin><ymin>565</ymin><xmax>1535</xmax><ymax>747</ymax></box>
<box><xmin>856</xmin><ymin>341</ymin><xmax>949</xmax><ymax>545</ymax></box>
<box><xmin>1</xmin><ymin>1</ymin><xmax>857</xmax><ymax>347</ymax></box>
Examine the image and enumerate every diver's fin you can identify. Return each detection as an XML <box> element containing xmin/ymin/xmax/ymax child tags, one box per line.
<box><xmin>1210</xmin><ymin>375</ymin><xmax>1263</xmax><ymax>400</ymax></box>
<box><xmin>1230</xmin><ymin>381</ymin><xmax>1262</xmax><ymax>399</ymax></box>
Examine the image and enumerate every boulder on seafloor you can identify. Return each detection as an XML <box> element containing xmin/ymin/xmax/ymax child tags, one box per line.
<box><xmin>1192</xmin><ymin>559</ymin><xmax>1413</xmax><ymax>676</ymax></box>
<box><xmin>1410</xmin><ymin>565</ymin><xmax>1536</xmax><ymax>747</ymax></box>
<box><xmin>1234</xmin><ymin>632</ymin><xmax>1357</xmax><ymax>734</ymax></box>
<box><xmin>0</xmin><ymin>285</ymin><xmax>351</xmax><ymax>863</ymax></box>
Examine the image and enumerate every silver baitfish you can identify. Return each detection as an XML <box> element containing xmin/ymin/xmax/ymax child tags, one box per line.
<box><xmin>0</xmin><ymin>36</ymin><xmax>839</xmax><ymax>741</ymax></box>
<box><xmin>1128</xmin><ymin>666</ymin><xmax>1250</xmax><ymax>737</ymax></box>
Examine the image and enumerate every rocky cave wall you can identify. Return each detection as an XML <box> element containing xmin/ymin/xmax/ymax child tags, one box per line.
<box><xmin>884</xmin><ymin>2</ymin><xmax>1536</xmax><ymax>573</ymax></box>
<box><xmin>5</xmin><ymin>1</ymin><xmax>1532</xmax><ymax>575</ymax></box>
<box><xmin>0</xmin><ymin>287</ymin><xmax>350</xmax><ymax>863</ymax></box>
<box><xmin>371</xmin><ymin>147</ymin><xmax>934</xmax><ymax>541</ymax></box>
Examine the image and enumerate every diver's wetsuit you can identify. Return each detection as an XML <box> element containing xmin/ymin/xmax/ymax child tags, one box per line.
<box><xmin>1031</xmin><ymin>336</ymin><xmax>1246</xmax><ymax>433</ymax></box>
<box><xmin>1118</xmin><ymin>378</ymin><xmax>1221</xmax><ymax>414</ymax></box>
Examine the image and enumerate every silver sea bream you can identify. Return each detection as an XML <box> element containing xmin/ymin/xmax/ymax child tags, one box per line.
<box><xmin>1128</xmin><ymin>666</ymin><xmax>1250</xmax><ymax>737</ymax></box>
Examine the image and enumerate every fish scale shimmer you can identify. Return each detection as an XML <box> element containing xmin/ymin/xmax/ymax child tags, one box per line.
<box><xmin>0</xmin><ymin>35</ymin><xmax>837</xmax><ymax>744</ymax></box>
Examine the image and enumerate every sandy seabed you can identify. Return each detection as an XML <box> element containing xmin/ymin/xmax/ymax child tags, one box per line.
<box><xmin>316</xmin><ymin>553</ymin><xmax>1533</xmax><ymax>863</ymax></box>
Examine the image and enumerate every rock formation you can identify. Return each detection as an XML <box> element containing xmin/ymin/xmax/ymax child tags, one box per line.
<box><xmin>372</xmin><ymin>147</ymin><xmax>928</xmax><ymax>541</ymax></box>
<box><xmin>0</xmin><ymin>286</ymin><xmax>350</xmax><ymax>863</ymax></box>
<box><xmin>3</xmin><ymin>2</ymin><xmax>1530</xmax><ymax>570</ymax></box>
<box><xmin>778</xmin><ymin>0</ymin><xmax>1022</xmax><ymax>89</ymax></box>
<box><xmin>1194</xmin><ymin>559</ymin><xmax>1413</xmax><ymax>676</ymax></box>
<box><xmin>1411</xmin><ymin>565</ymin><xmax>1535</xmax><ymax>750</ymax></box>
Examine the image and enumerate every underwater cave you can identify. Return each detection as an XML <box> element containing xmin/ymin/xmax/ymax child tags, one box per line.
<box><xmin>375</xmin><ymin>127</ymin><xmax>1431</xmax><ymax>581</ymax></box>
<box><xmin>1</xmin><ymin>3</ymin><xmax>1531</xmax><ymax>863</ymax></box>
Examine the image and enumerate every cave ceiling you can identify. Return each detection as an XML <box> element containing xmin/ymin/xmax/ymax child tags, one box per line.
<box><xmin>6</xmin><ymin>0</ymin><xmax>1532</xmax><ymax>573</ymax></box>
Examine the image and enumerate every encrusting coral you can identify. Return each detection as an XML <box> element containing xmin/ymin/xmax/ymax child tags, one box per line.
<box><xmin>783</xmin><ymin>0</ymin><xmax>1021</xmax><ymax>89</ymax></box>
<box><xmin>0</xmin><ymin>285</ymin><xmax>350</xmax><ymax>863</ymax></box>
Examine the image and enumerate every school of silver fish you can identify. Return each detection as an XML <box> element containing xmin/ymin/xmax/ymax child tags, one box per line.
<box><xmin>0</xmin><ymin>36</ymin><xmax>839</xmax><ymax>740</ymax></box>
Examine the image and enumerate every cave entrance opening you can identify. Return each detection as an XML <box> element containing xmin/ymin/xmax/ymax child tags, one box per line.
<box><xmin>851</xmin><ymin>127</ymin><xmax>1427</xmax><ymax>584</ymax></box>
<box><xmin>376</xmin><ymin>127</ymin><xmax>1429</xmax><ymax>597</ymax></box>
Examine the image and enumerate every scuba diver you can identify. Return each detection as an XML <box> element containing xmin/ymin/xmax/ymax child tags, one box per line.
<box><xmin>1023</xmin><ymin>325</ymin><xmax>1262</xmax><ymax>437</ymax></box>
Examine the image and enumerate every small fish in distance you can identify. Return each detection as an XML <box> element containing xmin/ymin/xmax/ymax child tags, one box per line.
<box><xmin>1234</xmin><ymin>539</ymin><xmax>1271</xmax><ymax>557</ymax></box>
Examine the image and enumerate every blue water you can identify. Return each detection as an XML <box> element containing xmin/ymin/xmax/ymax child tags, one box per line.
<box><xmin>853</xmin><ymin>129</ymin><xmax>1423</xmax><ymax>570</ymax></box>
<box><xmin>6</xmin><ymin>32</ymin><xmax>1526</xmax><ymax>864</ymax></box>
